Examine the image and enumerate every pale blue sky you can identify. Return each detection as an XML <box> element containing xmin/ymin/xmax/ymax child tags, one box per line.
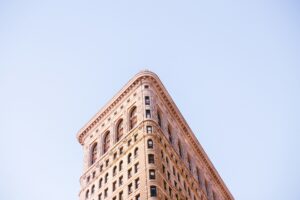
<box><xmin>0</xmin><ymin>0</ymin><xmax>299</xmax><ymax>200</ymax></box>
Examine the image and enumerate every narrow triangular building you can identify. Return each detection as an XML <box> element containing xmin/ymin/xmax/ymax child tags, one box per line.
<box><xmin>77</xmin><ymin>70</ymin><xmax>234</xmax><ymax>200</ymax></box>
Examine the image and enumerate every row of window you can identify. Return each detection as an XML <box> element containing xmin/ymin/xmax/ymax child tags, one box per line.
<box><xmin>86</xmin><ymin>134</ymin><xmax>139</xmax><ymax>185</ymax></box>
<box><xmin>90</xmin><ymin>105</ymin><xmax>139</xmax><ymax>166</ymax></box>
<box><xmin>85</xmin><ymin>160</ymin><xmax>140</xmax><ymax>199</ymax></box>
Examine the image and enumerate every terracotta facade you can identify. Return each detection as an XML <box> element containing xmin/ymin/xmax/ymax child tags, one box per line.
<box><xmin>76</xmin><ymin>70</ymin><xmax>234</xmax><ymax>200</ymax></box>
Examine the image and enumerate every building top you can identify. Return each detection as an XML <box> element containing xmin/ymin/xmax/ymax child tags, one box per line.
<box><xmin>76</xmin><ymin>70</ymin><xmax>234</xmax><ymax>199</ymax></box>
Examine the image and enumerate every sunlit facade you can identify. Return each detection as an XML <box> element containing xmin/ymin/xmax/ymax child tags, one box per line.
<box><xmin>76</xmin><ymin>70</ymin><xmax>234</xmax><ymax>200</ymax></box>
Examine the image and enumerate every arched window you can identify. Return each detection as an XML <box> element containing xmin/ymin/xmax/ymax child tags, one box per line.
<box><xmin>116</xmin><ymin>119</ymin><xmax>124</xmax><ymax>142</ymax></box>
<box><xmin>134</xmin><ymin>147</ymin><xmax>138</xmax><ymax>158</ymax></box>
<box><xmin>85</xmin><ymin>189</ymin><xmax>89</xmax><ymax>199</ymax></box>
<box><xmin>119</xmin><ymin>160</ymin><xmax>123</xmax><ymax>171</ymax></box>
<box><xmin>91</xmin><ymin>143</ymin><xmax>98</xmax><ymax>165</ymax></box>
<box><xmin>167</xmin><ymin>125</ymin><xmax>172</xmax><ymax>144</ymax></box>
<box><xmin>178</xmin><ymin>141</ymin><xmax>183</xmax><ymax>158</ymax></box>
<box><xmin>129</xmin><ymin>106</ymin><xmax>137</xmax><ymax>129</ymax></box>
<box><xmin>103</xmin><ymin>131</ymin><xmax>110</xmax><ymax>154</ymax></box>
<box><xmin>147</xmin><ymin>139</ymin><xmax>153</xmax><ymax>149</ymax></box>
<box><xmin>128</xmin><ymin>153</ymin><xmax>132</xmax><ymax>164</ymax></box>
<box><xmin>105</xmin><ymin>173</ymin><xmax>109</xmax><ymax>183</ymax></box>
<box><xmin>157</xmin><ymin>110</ymin><xmax>162</xmax><ymax>128</ymax></box>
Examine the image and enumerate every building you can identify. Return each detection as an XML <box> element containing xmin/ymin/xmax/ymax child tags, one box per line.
<box><xmin>76</xmin><ymin>70</ymin><xmax>234</xmax><ymax>200</ymax></box>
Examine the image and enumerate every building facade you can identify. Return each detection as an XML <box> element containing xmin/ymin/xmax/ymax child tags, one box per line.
<box><xmin>76</xmin><ymin>70</ymin><xmax>234</xmax><ymax>200</ymax></box>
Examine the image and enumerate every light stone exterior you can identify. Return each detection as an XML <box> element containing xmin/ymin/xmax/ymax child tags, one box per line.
<box><xmin>76</xmin><ymin>70</ymin><xmax>234</xmax><ymax>200</ymax></box>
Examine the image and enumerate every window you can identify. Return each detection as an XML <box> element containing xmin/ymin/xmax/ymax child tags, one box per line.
<box><xmin>119</xmin><ymin>191</ymin><xmax>123</xmax><ymax>200</ymax></box>
<box><xmin>119</xmin><ymin>176</ymin><xmax>123</xmax><ymax>186</ymax></box>
<box><xmin>105</xmin><ymin>173</ymin><xmax>109</xmax><ymax>183</ymax></box>
<box><xmin>98</xmin><ymin>193</ymin><xmax>102</xmax><ymax>200</ymax></box>
<box><xmin>113</xmin><ymin>166</ymin><xmax>117</xmax><ymax>176</ymax></box>
<box><xmin>85</xmin><ymin>190</ymin><xmax>89</xmax><ymax>199</ymax></box>
<box><xmin>91</xmin><ymin>185</ymin><xmax>95</xmax><ymax>194</ymax></box>
<box><xmin>168</xmin><ymin>125</ymin><xmax>172</xmax><ymax>144</ymax></box>
<box><xmin>128</xmin><ymin>153</ymin><xmax>132</xmax><ymax>164</ymax></box>
<box><xmin>147</xmin><ymin>139</ymin><xmax>153</xmax><ymax>149</ymax></box>
<box><xmin>87</xmin><ymin>176</ymin><xmax>90</xmax><ymax>183</ymax></box>
<box><xmin>92</xmin><ymin>171</ymin><xmax>96</xmax><ymax>178</ymax></box>
<box><xmin>146</xmin><ymin>126</ymin><xmax>152</xmax><ymax>133</ymax></box>
<box><xmin>99</xmin><ymin>178</ymin><xmax>103</xmax><ymax>188</ymax></box>
<box><xmin>106</xmin><ymin>159</ymin><xmax>109</xmax><ymax>167</ymax></box>
<box><xmin>134</xmin><ymin>147</ymin><xmax>138</xmax><ymax>158</ymax></box>
<box><xmin>119</xmin><ymin>147</ymin><xmax>123</xmax><ymax>154</ymax></box>
<box><xmin>135</xmin><ymin>178</ymin><xmax>140</xmax><ymax>189</ymax></box>
<box><xmin>135</xmin><ymin>194</ymin><xmax>140</xmax><ymax>200</ymax></box>
<box><xmin>196</xmin><ymin>168</ymin><xmax>202</xmax><ymax>185</ymax></box>
<box><xmin>134</xmin><ymin>162</ymin><xmax>139</xmax><ymax>173</ymax></box>
<box><xmin>103</xmin><ymin>131</ymin><xmax>110</xmax><ymax>154</ymax></box>
<box><xmin>100</xmin><ymin>165</ymin><xmax>103</xmax><ymax>172</ymax></box>
<box><xmin>150</xmin><ymin>186</ymin><xmax>157</xmax><ymax>197</ymax></box>
<box><xmin>91</xmin><ymin>143</ymin><xmax>98</xmax><ymax>165</ymax></box>
<box><xmin>128</xmin><ymin>139</ymin><xmax>132</xmax><ymax>146</ymax></box>
<box><xmin>119</xmin><ymin>160</ymin><xmax>123</xmax><ymax>171</ymax></box>
<box><xmin>128</xmin><ymin>183</ymin><xmax>133</xmax><ymax>194</ymax></box>
<box><xmin>113</xmin><ymin>152</ymin><xmax>117</xmax><ymax>160</ymax></box>
<box><xmin>128</xmin><ymin>168</ymin><xmax>132</xmax><ymax>179</ymax></box>
<box><xmin>148</xmin><ymin>154</ymin><xmax>155</xmax><ymax>164</ymax></box>
<box><xmin>129</xmin><ymin>106</ymin><xmax>137</xmax><ymax>129</ymax></box>
<box><xmin>145</xmin><ymin>96</ymin><xmax>150</xmax><ymax>105</ymax></box>
<box><xmin>116</xmin><ymin>119</ymin><xmax>124</xmax><ymax>142</ymax></box>
<box><xmin>157</xmin><ymin>111</ymin><xmax>162</xmax><ymax>127</ymax></box>
<box><xmin>149</xmin><ymin>169</ymin><xmax>156</xmax><ymax>179</ymax></box>
<box><xmin>187</xmin><ymin>155</ymin><xmax>192</xmax><ymax>171</ymax></box>
<box><xmin>134</xmin><ymin>134</ymin><xmax>138</xmax><ymax>141</ymax></box>
<box><xmin>104</xmin><ymin>188</ymin><xmax>108</xmax><ymax>198</ymax></box>
<box><xmin>113</xmin><ymin>181</ymin><xmax>117</xmax><ymax>191</ymax></box>
<box><xmin>146</xmin><ymin>109</ymin><xmax>151</xmax><ymax>118</ymax></box>
<box><xmin>178</xmin><ymin>141</ymin><xmax>183</xmax><ymax>158</ymax></box>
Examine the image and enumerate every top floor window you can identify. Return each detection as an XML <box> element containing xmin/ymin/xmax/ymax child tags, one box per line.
<box><xmin>187</xmin><ymin>155</ymin><xmax>192</xmax><ymax>171</ymax></box>
<box><xmin>167</xmin><ymin>125</ymin><xmax>172</xmax><ymax>144</ymax></box>
<box><xmin>90</xmin><ymin>143</ymin><xmax>98</xmax><ymax>165</ymax></box>
<box><xmin>103</xmin><ymin>131</ymin><xmax>110</xmax><ymax>154</ymax></box>
<box><xmin>178</xmin><ymin>141</ymin><xmax>183</xmax><ymax>158</ymax></box>
<box><xmin>116</xmin><ymin>119</ymin><xmax>124</xmax><ymax>142</ymax></box>
<box><xmin>129</xmin><ymin>106</ymin><xmax>137</xmax><ymax>130</ymax></box>
<box><xmin>157</xmin><ymin>111</ymin><xmax>162</xmax><ymax>128</ymax></box>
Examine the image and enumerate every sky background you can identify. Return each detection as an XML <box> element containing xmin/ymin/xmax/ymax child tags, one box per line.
<box><xmin>0</xmin><ymin>0</ymin><xmax>300</xmax><ymax>200</ymax></box>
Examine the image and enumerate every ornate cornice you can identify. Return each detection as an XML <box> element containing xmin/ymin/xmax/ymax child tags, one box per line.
<box><xmin>76</xmin><ymin>70</ymin><xmax>234</xmax><ymax>199</ymax></box>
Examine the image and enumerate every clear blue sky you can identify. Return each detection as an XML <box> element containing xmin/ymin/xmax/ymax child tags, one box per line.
<box><xmin>0</xmin><ymin>0</ymin><xmax>299</xmax><ymax>200</ymax></box>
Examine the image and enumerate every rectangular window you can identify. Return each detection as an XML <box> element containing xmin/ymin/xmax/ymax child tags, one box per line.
<box><xmin>135</xmin><ymin>178</ymin><xmax>140</xmax><ymax>189</ymax></box>
<box><xmin>128</xmin><ymin>183</ymin><xmax>133</xmax><ymax>194</ymax></box>
<box><xmin>148</xmin><ymin>154</ymin><xmax>155</xmax><ymax>164</ymax></box>
<box><xmin>146</xmin><ymin>126</ymin><xmax>152</xmax><ymax>133</ymax></box>
<box><xmin>150</xmin><ymin>186</ymin><xmax>157</xmax><ymax>197</ymax></box>
<box><xmin>119</xmin><ymin>191</ymin><xmax>123</xmax><ymax>200</ymax></box>
<box><xmin>113</xmin><ymin>181</ymin><xmax>117</xmax><ymax>191</ymax></box>
<box><xmin>135</xmin><ymin>194</ymin><xmax>140</xmax><ymax>200</ymax></box>
<box><xmin>146</xmin><ymin>109</ymin><xmax>151</xmax><ymax>118</ymax></box>
<box><xmin>104</xmin><ymin>188</ymin><xmax>108</xmax><ymax>198</ymax></box>
<box><xmin>119</xmin><ymin>176</ymin><xmax>123</xmax><ymax>186</ymax></box>
<box><xmin>128</xmin><ymin>168</ymin><xmax>132</xmax><ymax>179</ymax></box>
<box><xmin>149</xmin><ymin>169</ymin><xmax>156</xmax><ymax>179</ymax></box>
<box><xmin>145</xmin><ymin>96</ymin><xmax>150</xmax><ymax>105</ymax></box>
<box><xmin>134</xmin><ymin>162</ymin><xmax>139</xmax><ymax>173</ymax></box>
